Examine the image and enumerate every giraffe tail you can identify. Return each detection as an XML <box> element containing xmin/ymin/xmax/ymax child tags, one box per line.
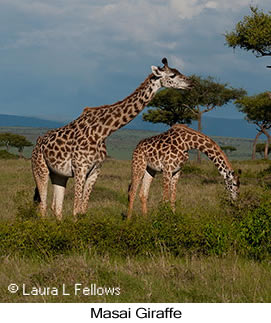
<box><xmin>33</xmin><ymin>187</ymin><xmax>41</xmax><ymax>203</ymax></box>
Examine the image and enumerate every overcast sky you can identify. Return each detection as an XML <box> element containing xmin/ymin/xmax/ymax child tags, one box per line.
<box><xmin>0</xmin><ymin>0</ymin><xmax>270</xmax><ymax>122</ymax></box>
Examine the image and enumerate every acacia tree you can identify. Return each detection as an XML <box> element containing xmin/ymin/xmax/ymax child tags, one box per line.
<box><xmin>225</xmin><ymin>6</ymin><xmax>271</xmax><ymax>67</ymax></box>
<box><xmin>0</xmin><ymin>132</ymin><xmax>32</xmax><ymax>158</ymax></box>
<box><xmin>143</xmin><ymin>75</ymin><xmax>245</xmax><ymax>161</ymax></box>
<box><xmin>0</xmin><ymin>133</ymin><xmax>14</xmax><ymax>151</ymax></box>
<box><xmin>185</xmin><ymin>76</ymin><xmax>246</xmax><ymax>134</ymax></box>
<box><xmin>12</xmin><ymin>136</ymin><xmax>32</xmax><ymax>158</ymax></box>
<box><xmin>221</xmin><ymin>145</ymin><xmax>237</xmax><ymax>156</ymax></box>
<box><xmin>235</xmin><ymin>92</ymin><xmax>271</xmax><ymax>159</ymax></box>
<box><xmin>142</xmin><ymin>88</ymin><xmax>196</xmax><ymax>126</ymax></box>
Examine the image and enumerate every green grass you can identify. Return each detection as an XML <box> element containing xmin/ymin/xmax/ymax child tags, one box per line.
<box><xmin>1</xmin><ymin>253</ymin><xmax>271</xmax><ymax>303</ymax></box>
<box><xmin>1</xmin><ymin>157</ymin><xmax>271</xmax><ymax>302</ymax></box>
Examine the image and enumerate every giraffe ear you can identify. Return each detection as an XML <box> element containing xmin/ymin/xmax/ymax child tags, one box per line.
<box><xmin>151</xmin><ymin>66</ymin><xmax>162</xmax><ymax>77</ymax></box>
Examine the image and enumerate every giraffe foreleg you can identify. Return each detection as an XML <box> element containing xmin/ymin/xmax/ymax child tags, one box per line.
<box><xmin>139</xmin><ymin>170</ymin><xmax>154</xmax><ymax>216</ymax></box>
<box><xmin>73</xmin><ymin>170</ymin><xmax>87</xmax><ymax>218</ymax></box>
<box><xmin>50</xmin><ymin>173</ymin><xmax>68</xmax><ymax>220</ymax></box>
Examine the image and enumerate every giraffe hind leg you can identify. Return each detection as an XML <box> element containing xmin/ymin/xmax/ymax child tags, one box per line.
<box><xmin>127</xmin><ymin>165</ymin><xmax>146</xmax><ymax>219</ymax></box>
<box><xmin>80</xmin><ymin>167</ymin><xmax>101</xmax><ymax>214</ymax></box>
<box><xmin>162</xmin><ymin>169</ymin><xmax>172</xmax><ymax>203</ymax></box>
<box><xmin>139</xmin><ymin>169</ymin><xmax>155</xmax><ymax>216</ymax></box>
<box><xmin>33</xmin><ymin>187</ymin><xmax>41</xmax><ymax>203</ymax></box>
<box><xmin>32</xmin><ymin>166</ymin><xmax>49</xmax><ymax>217</ymax></box>
<box><xmin>170</xmin><ymin>171</ymin><xmax>181</xmax><ymax>212</ymax></box>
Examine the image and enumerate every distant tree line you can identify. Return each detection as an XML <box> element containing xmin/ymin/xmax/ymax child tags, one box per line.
<box><xmin>0</xmin><ymin>133</ymin><xmax>32</xmax><ymax>158</ymax></box>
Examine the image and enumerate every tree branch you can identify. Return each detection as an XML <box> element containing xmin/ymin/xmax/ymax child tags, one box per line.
<box><xmin>202</xmin><ymin>105</ymin><xmax>216</xmax><ymax>114</ymax></box>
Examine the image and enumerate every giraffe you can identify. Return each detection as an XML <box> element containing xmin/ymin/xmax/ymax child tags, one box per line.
<box><xmin>127</xmin><ymin>124</ymin><xmax>240</xmax><ymax>218</ymax></box>
<box><xmin>31</xmin><ymin>58</ymin><xmax>192</xmax><ymax>220</ymax></box>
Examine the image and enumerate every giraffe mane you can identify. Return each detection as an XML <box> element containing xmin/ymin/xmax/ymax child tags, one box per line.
<box><xmin>171</xmin><ymin>124</ymin><xmax>234</xmax><ymax>171</ymax></box>
<box><xmin>82</xmin><ymin>73</ymin><xmax>155</xmax><ymax>115</ymax></box>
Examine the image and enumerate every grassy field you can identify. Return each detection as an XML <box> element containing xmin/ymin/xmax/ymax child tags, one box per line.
<box><xmin>0</xmin><ymin>156</ymin><xmax>271</xmax><ymax>303</ymax></box>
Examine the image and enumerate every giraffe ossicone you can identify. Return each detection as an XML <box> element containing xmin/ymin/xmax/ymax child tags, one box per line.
<box><xmin>31</xmin><ymin>58</ymin><xmax>192</xmax><ymax>219</ymax></box>
<box><xmin>127</xmin><ymin>124</ymin><xmax>240</xmax><ymax>218</ymax></box>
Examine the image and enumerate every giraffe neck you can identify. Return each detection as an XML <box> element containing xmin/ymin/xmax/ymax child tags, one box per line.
<box><xmin>82</xmin><ymin>74</ymin><xmax>160</xmax><ymax>140</ymax></box>
<box><xmin>175</xmin><ymin>126</ymin><xmax>233</xmax><ymax>179</ymax></box>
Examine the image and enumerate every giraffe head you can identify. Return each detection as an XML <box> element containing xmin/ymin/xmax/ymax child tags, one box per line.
<box><xmin>225</xmin><ymin>170</ymin><xmax>241</xmax><ymax>201</ymax></box>
<box><xmin>151</xmin><ymin>57</ymin><xmax>192</xmax><ymax>90</ymax></box>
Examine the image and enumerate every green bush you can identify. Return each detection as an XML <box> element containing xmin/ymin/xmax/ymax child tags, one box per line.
<box><xmin>237</xmin><ymin>202</ymin><xmax>271</xmax><ymax>260</ymax></box>
<box><xmin>202</xmin><ymin>222</ymin><xmax>232</xmax><ymax>256</ymax></box>
<box><xmin>0</xmin><ymin>150</ymin><xmax>18</xmax><ymax>159</ymax></box>
<box><xmin>14</xmin><ymin>190</ymin><xmax>39</xmax><ymax>221</ymax></box>
<box><xmin>182</xmin><ymin>163</ymin><xmax>203</xmax><ymax>175</ymax></box>
<box><xmin>0</xmin><ymin>192</ymin><xmax>271</xmax><ymax>261</ymax></box>
<box><xmin>258</xmin><ymin>165</ymin><xmax>271</xmax><ymax>177</ymax></box>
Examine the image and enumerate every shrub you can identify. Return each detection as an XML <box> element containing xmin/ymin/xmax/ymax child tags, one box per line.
<box><xmin>14</xmin><ymin>190</ymin><xmax>39</xmax><ymax>221</ymax></box>
<box><xmin>1</xmin><ymin>192</ymin><xmax>271</xmax><ymax>261</ymax></box>
<box><xmin>0</xmin><ymin>150</ymin><xmax>18</xmax><ymax>159</ymax></box>
<box><xmin>237</xmin><ymin>202</ymin><xmax>271</xmax><ymax>260</ymax></box>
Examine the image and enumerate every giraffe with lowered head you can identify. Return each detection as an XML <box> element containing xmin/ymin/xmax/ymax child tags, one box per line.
<box><xmin>31</xmin><ymin>58</ymin><xmax>192</xmax><ymax>219</ymax></box>
<box><xmin>127</xmin><ymin>124</ymin><xmax>240</xmax><ymax>218</ymax></box>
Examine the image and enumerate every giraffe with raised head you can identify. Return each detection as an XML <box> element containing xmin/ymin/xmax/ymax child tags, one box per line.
<box><xmin>127</xmin><ymin>124</ymin><xmax>240</xmax><ymax>218</ymax></box>
<box><xmin>31</xmin><ymin>58</ymin><xmax>192</xmax><ymax>219</ymax></box>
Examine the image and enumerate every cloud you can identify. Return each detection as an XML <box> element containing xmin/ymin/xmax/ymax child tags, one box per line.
<box><xmin>1</xmin><ymin>0</ymin><xmax>267</xmax><ymax>55</ymax></box>
<box><xmin>0</xmin><ymin>0</ymin><xmax>270</xmax><ymax>119</ymax></box>
<box><xmin>170</xmin><ymin>0</ymin><xmax>269</xmax><ymax>19</ymax></box>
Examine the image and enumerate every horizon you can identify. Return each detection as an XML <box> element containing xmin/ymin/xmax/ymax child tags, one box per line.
<box><xmin>0</xmin><ymin>111</ymin><xmax>247</xmax><ymax>123</ymax></box>
<box><xmin>0</xmin><ymin>112</ymin><xmax>258</xmax><ymax>140</ymax></box>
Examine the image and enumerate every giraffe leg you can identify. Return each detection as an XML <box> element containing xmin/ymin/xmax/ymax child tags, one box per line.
<box><xmin>170</xmin><ymin>171</ymin><xmax>181</xmax><ymax>212</ymax></box>
<box><xmin>50</xmin><ymin>173</ymin><xmax>68</xmax><ymax>220</ymax></box>
<box><xmin>127</xmin><ymin>163</ymin><xmax>146</xmax><ymax>219</ymax></box>
<box><xmin>162</xmin><ymin>169</ymin><xmax>173</xmax><ymax>203</ymax></box>
<box><xmin>73</xmin><ymin>170</ymin><xmax>86</xmax><ymax>218</ymax></box>
<box><xmin>32</xmin><ymin>151</ymin><xmax>49</xmax><ymax>217</ymax></box>
<box><xmin>139</xmin><ymin>170</ymin><xmax>154</xmax><ymax>216</ymax></box>
<box><xmin>80</xmin><ymin>167</ymin><xmax>101</xmax><ymax>214</ymax></box>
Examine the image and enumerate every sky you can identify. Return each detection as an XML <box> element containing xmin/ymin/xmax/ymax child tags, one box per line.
<box><xmin>0</xmin><ymin>0</ymin><xmax>270</xmax><ymax>123</ymax></box>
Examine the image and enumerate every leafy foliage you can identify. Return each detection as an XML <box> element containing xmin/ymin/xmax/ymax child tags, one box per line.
<box><xmin>0</xmin><ymin>132</ymin><xmax>32</xmax><ymax>156</ymax></box>
<box><xmin>143</xmin><ymin>88</ymin><xmax>196</xmax><ymax>126</ymax></box>
<box><xmin>143</xmin><ymin>75</ymin><xmax>246</xmax><ymax>128</ymax></box>
<box><xmin>237</xmin><ymin>203</ymin><xmax>271</xmax><ymax>260</ymax></box>
<box><xmin>221</xmin><ymin>145</ymin><xmax>237</xmax><ymax>154</ymax></box>
<box><xmin>0</xmin><ymin>189</ymin><xmax>270</xmax><ymax>261</ymax></box>
<box><xmin>236</xmin><ymin>92</ymin><xmax>271</xmax><ymax>159</ymax></box>
<box><xmin>236</xmin><ymin>92</ymin><xmax>271</xmax><ymax>127</ymax></box>
<box><xmin>0</xmin><ymin>150</ymin><xmax>18</xmax><ymax>159</ymax></box>
<box><xmin>225</xmin><ymin>6</ymin><xmax>271</xmax><ymax>58</ymax></box>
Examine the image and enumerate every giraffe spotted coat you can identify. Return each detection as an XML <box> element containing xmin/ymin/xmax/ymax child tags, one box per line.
<box><xmin>127</xmin><ymin>124</ymin><xmax>240</xmax><ymax>218</ymax></box>
<box><xmin>32</xmin><ymin>58</ymin><xmax>192</xmax><ymax>219</ymax></box>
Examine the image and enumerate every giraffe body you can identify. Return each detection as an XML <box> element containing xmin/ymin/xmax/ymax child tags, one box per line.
<box><xmin>32</xmin><ymin>58</ymin><xmax>192</xmax><ymax>219</ymax></box>
<box><xmin>127</xmin><ymin>124</ymin><xmax>240</xmax><ymax>218</ymax></box>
